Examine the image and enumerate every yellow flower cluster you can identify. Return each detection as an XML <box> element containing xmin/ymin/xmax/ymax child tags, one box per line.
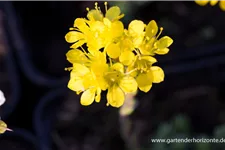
<box><xmin>195</xmin><ymin>0</ymin><xmax>225</xmax><ymax>11</ymax></box>
<box><xmin>65</xmin><ymin>2</ymin><xmax>173</xmax><ymax>108</ymax></box>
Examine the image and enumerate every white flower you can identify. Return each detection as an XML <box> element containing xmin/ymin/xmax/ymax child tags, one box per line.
<box><xmin>0</xmin><ymin>90</ymin><xmax>6</xmax><ymax>106</ymax></box>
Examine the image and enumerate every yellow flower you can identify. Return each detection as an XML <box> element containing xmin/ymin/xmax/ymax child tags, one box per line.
<box><xmin>195</xmin><ymin>0</ymin><xmax>210</xmax><ymax>6</ymax></box>
<box><xmin>102</xmin><ymin>18</ymin><xmax>124</xmax><ymax>45</ymax></box>
<box><xmin>65</xmin><ymin>18</ymin><xmax>88</xmax><ymax>48</ymax></box>
<box><xmin>86</xmin><ymin>2</ymin><xmax>125</xmax><ymax>51</ymax></box>
<box><xmin>195</xmin><ymin>0</ymin><xmax>216</xmax><ymax>6</ymax></box>
<box><xmin>67</xmin><ymin>50</ymin><xmax>109</xmax><ymax>105</ymax></box>
<box><xmin>210</xmin><ymin>0</ymin><xmax>219</xmax><ymax>6</ymax></box>
<box><xmin>127</xmin><ymin>20</ymin><xmax>146</xmax><ymax>48</ymax></box>
<box><xmin>83</xmin><ymin>18</ymin><xmax>124</xmax><ymax>54</ymax></box>
<box><xmin>88</xmin><ymin>51</ymin><xmax>109</xmax><ymax>90</ymax></box>
<box><xmin>0</xmin><ymin>120</ymin><xmax>12</xmax><ymax>134</ymax></box>
<box><xmin>104</xmin><ymin>63</ymin><xmax>138</xmax><ymax>108</ymax></box>
<box><xmin>219</xmin><ymin>1</ymin><xmax>225</xmax><ymax>11</ymax></box>
<box><xmin>87</xmin><ymin>2</ymin><xmax>124</xmax><ymax>22</ymax></box>
<box><xmin>68</xmin><ymin>63</ymin><xmax>101</xmax><ymax>105</ymax></box>
<box><xmin>139</xmin><ymin>20</ymin><xmax>173</xmax><ymax>56</ymax></box>
<box><xmin>154</xmin><ymin>36</ymin><xmax>174</xmax><ymax>55</ymax></box>
<box><xmin>136</xmin><ymin>65</ymin><xmax>164</xmax><ymax>92</ymax></box>
<box><xmin>65</xmin><ymin>18</ymin><xmax>106</xmax><ymax>53</ymax></box>
<box><xmin>65</xmin><ymin>2</ymin><xmax>125</xmax><ymax>54</ymax></box>
<box><xmin>195</xmin><ymin>0</ymin><xmax>225</xmax><ymax>11</ymax></box>
<box><xmin>104</xmin><ymin>34</ymin><xmax>135</xmax><ymax>65</ymax></box>
<box><xmin>127</xmin><ymin>55</ymin><xmax>164</xmax><ymax>92</ymax></box>
<box><xmin>65</xmin><ymin>2</ymin><xmax>173</xmax><ymax>108</ymax></box>
<box><xmin>121</xmin><ymin>20</ymin><xmax>173</xmax><ymax>57</ymax></box>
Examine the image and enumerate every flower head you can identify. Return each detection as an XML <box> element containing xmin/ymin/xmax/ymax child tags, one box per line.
<box><xmin>65</xmin><ymin>2</ymin><xmax>173</xmax><ymax>108</ymax></box>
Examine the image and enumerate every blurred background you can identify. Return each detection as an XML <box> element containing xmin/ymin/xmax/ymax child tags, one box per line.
<box><xmin>0</xmin><ymin>1</ymin><xmax>225</xmax><ymax>150</ymax></box>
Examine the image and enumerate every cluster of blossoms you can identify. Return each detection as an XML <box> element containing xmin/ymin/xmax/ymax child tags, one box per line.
<box><xmin>65</xmin><ymin>2</ymin><xmax>173</xmax><ymax>108</ymax></box>
<box><xmin>195</xmin><ymin>0</ymin><xmax>225</xmax><ymax>11</ymax></box>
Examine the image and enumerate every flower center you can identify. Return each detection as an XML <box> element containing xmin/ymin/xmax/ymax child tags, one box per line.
<box><xmin>104</xmin><ymin>71</ymin><xmax>121</xmax><ymax>85</ymax></box>
<box><xmin>135</xmin><ymin>59</ymin><xmax>151</xmax><ymax>73</ymax></box>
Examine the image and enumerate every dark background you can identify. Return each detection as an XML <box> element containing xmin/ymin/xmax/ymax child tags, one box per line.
<box><xmin>0</xmin><ymin>1</ymin><xmax>225</xmax><ymax>150</ymax></box>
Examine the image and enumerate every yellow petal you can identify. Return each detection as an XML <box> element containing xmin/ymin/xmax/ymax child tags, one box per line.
<box><xmin>155</xmin><ymin>48</ymin><xmax>170</xmax><ymax>55</ymax></box>
<box><xmin>128</xmin><ymin>20</ymin><xmax>145</xmax><ymax>36</ymax></box>
<box><xmin>80</xmin><ymin>88</ymin><xmax>96</xmax><ymax>106</ymax></box>
<box><xmin>139</xmin><ymin>84</ymin><xmax>152</xmax><ymax>93</ymax></box>
<box><xmin>107</xmin><ymin>85</ymin><xmax>125</xmax><ymax>108</ymax></box>
<box><xmin>87</xmin><ymin>9</ymin><xmax>104</xmax><ymax>21</ymax></box>
<box><xmin>155</xmin><ymin>36</ymin><xmax>173</xmax><ymax>49</ymax></box>
<box><xmin>68</xmin><ymin>77</ymin><xmax>84</xmax><ymax>92</ymax></box>
<box><xmin>74</xmin><ymin>18</ymin><xmax>89</xmax><ymax>33</ymax></box>
<box><xmin>98</xmin><ymin>77</ymin><xmax>108</xmax><ymax>90</ymax></box>
<box><xmin>91</xmin><ymin>63</ymin><xmax>108</xmax><ymax>75</ymax></box>
<box><xmin>219</xmin><ymin>1</ymin><xmax>225</xmax><ymax>11</ymax></box>
<box><xmin>210</xmin><ymin>0</ymin><xmax>218</xmax><ymax>6</ymax></box>
<box><xmin>105</xmin><ymin>6</ymin><xmax>121</xmax><ymax>21</ymax></box>
<box><xmin>0</xmin><ymin>120</ymin><xmax>7</xmax><ymax>134</ymax></box>
<box><xmin>120</xmin><ymin>38</ymin><xmax>134</xmax><ymax>51</ymax></box>
<box><xmin>119</xmin><ymin>51</ymin><xmax>135</xmax><ymax>66</ymax></box>
<box><xmin>151</xmin><ymin>66</ymin><xmax>165</xmax><ymax>83</ymax></box>
<box><xmin>91</xmin><ymin>63</ymin><xmax>109</xmax><ymax>90</ymax></box>
<box><xmin>105</xmin><ymin>43</ymin><xmax>121</xmax><ymax>58</ymax></box>
<box><xmin>87</xmin><ymin>45</ymin><xmax>101</xmax><ymax>55</ymax></box>
<box><xmin>133</xmin><ymin>36</ymin><xmax>144</xmax><ymax>48</ymax></box>
<box><xmin>119</xmin><ymin>76</ymin><xmax>138</xmax><ymax>93</ymax></box>
<box><xmin>111</xmin><ymin>63</ymin><xmax>124</xmax><ymax>73</ymax></box>
<box><xmin>95</xmin><ymin>88</ymin><xmax>101</xmax><ymax>103</ymax></box>
<box><xmin>145</xmin><ymin>20</ymin><xmax>158</xmax><ymax>39</ymax></box>
<box><xmin>89</xmin><ymin>51</ymin><xmax>107</xmax><ymax>64</ymax></box>
<box><xmin>139</xmin><ymin>37</ymin><xmax>155</xmax><ymax>55</ymax></box>
<box><xmin>139</xmin><ymin>46</ymin><xmax>151</xmax><ymax>55</ymax></box>
<box><xmin>70</xmin><ymin>40</ymin><xmax>86</xmax><ymax>49</ymax></box>
<box><xmin>66</xmin><ymin>49</ymin><xmax>88</xmax><ymax>64</ymax></box>
<box><xmin>136</xmin><ymin>72</ymin><xmax>153</xmax><ymax>87</ymax></box>
<box><xmin>141</xmin><ymin>56</ymin><xmax>157</xmax><ymax>64</ymax></box>
<box><xmin>65</xmin><ymin>31</ymin><xmax>84</xmax><ymax>43</ymax></box>
<box><xmin>103</xmin><ymin>17</ymin><xmax>111</xmax><ymax>26</ymax></box>
<box><xmin>72</xmin><ymin>63</ymin><xmax>90</xmax><ymax>76</ymax></box>
<box><xmin>70</xmin><ymin>69</ymin><xmax>82</xmax><ymax>79</ymax></box>
<box><xmin>82</xmin><ymin>73</ymin><xmax>97</xmax><ymax>88</ymax></box>
<box><xmin>195</xmin><ymin>0</ymin><xmax>209</xmax><ymax>6</ymax></box>
<box><xmin>90</xmin><ymin>21</ymin><xmax>105</xmax><ymax>33</ymax></box>
<box><xmin>111</xmin><ymin>21</ymin><xmax>124</xmax><ymax>38</ymax></box>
